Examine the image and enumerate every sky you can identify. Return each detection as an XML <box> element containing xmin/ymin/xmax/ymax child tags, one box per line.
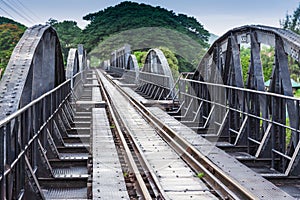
<box><xmin>0</xmin><ymin>0</ymin><xmax>299</xmax><ymax>36</ymax></box>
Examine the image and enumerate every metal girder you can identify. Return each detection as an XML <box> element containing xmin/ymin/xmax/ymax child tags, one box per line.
<box><xmin>141</xmin><ymin>49</ymin><xmax>175</xmax><ymax>93</ymax></box>
<box><xmin>108</xmin><ymin>46</ymin><xmax>176</xmax><ymax>100</ymax></box>
<box><xmin>78</xmin><ymin>44</ymin><xmax>87</xmax><ymax>71</ymax></box>
<box><xmin>122</xmin><ymin>54</ymin><xmax>139</xmax><ymax>84</ymax></box>
<box><xmin>66</xmin><ymin>48</ymin><xmax>79</xmax><ymax>89</ymax></box>
<box><xmin>187</xmin><ymin>25</ymin><xmax>300</xmax><ymax>176</ymax></box>
<box><xmin>0</xmin><ymin>25</ymin><xmax>65</xmax><ymax>120</ymax></box>
<box><xmin>230</xmin><ymin>34</ymin><xmax>244</xmax><ymax>88</ymax></box>
<box><xmin>66</xmin><ymin>48</ymin><xmax>79</xmax><ymax>80</ymax></box>
<box><xmin>240</xmin><ymin>32</ymin><xmax>268</xmax><ymax>148</ymax></box>
<box><xmin>110</xmin><ymin>44</ymin><xmax>131</xmax><ymax>69</ymax></box>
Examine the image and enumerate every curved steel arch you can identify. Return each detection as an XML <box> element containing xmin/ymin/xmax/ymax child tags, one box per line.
<box><xmin>192</xmin><ymin>25</ymin><xmax>300</xmax><ymax>174</ymax></box>
<box><xmin>123</xmin><ymin>54</ymin><xmax>139</xmax><ymax>84</ymax></box>
<box><xmin>78</xmin><ymin>44</ymin><xmax>87</xmax><ymax>71</ymax></box>
<box><xmin>142</xmin><ymin>48</ymin><xmax>175</xmax><ymax>90</ymax></box>
<box><xmin>193</xmin><ymin>25</ymin><xmax>299</xmax><ymax>128</ymax></box>
<box><xmin>194</xmin><ymin>25</ymin><xmax>300</xmax><ymax>88</ymax></box>
<box><xmin>0</xmin><ymin>25</ymin><xmax>65</xmax><ymax>119</ymax></box>
<box><xmin>127</xmin><ymin>54</ymin><xmax>139</xmax><ymax>70</ymax></box>
<box><xmin>66</xmin><ymin>48</ymin><xmax>79</xmax><ymax>80</ymax></box>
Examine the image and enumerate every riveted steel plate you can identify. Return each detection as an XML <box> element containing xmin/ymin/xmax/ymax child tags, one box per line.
<box><xmin>92</xmin><ymin>108</ymin><xmax>129</xmax><ymax>200</ymax></box>
<box><xmin>53</xmin><ymin>166</ymin><xmax>88</xmax><ymax>178</ymax></box>
<box><xmin>166</xmin><ymin>191</ymin><xmax>218</xmax><ymax>200</ymax></box>
<box><xmin>43</xmin><ymin>187</ymin><xmax>87</xmax><ymax>199</ymax></box>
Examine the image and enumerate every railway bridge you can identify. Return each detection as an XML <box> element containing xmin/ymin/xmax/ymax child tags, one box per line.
<box><xmin>1</xmin><ymin>24</ymin><xmax>300</xmax><ymax>199</ymax></box>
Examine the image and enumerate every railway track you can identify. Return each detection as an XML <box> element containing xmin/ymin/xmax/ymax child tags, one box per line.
<box><xmin>95</xmin><ymin>69</ymin><xmax>271</xmax><ymax>200</ymax></box>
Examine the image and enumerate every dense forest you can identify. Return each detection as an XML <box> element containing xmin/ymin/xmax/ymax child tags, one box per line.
<box><xmin>46</xmin><ymin>19</ymin><xmax>82</xmax><ymax>65</ymax></box>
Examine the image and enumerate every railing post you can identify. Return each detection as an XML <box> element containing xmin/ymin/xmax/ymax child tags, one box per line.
<box><xmin>0</xmin><ymin>126</ymin><xmax>5</xmax><ymax>199</ymax></box>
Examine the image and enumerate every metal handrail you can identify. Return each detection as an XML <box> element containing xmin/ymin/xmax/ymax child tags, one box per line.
<box><xmin>172</xmin><ymin>76</ymin><xmax>300</xmax><ymax>175</ymax></box>
<box><xmin>0</xmin><ymin>79</ymin><xmax>70</xmax><ymax>127</ymax></box>
<box><xmin>185</xmin><ymin>78</ymin><xmax>300</xmax><ymax>101</ymax></box>
<box><xmin>0</xmin><ymin>71</ymin><xmax>84</xmax><ymax>198</ymax></box>
<box><xmin>0</xmin><ymin>70</ymin><xmax>84</xmax><ymax>127</ymax></box>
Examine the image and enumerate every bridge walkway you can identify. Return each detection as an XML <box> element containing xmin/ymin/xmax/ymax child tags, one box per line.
<box><xmin>40</xmin><ymin>74</ymin><xmax>94</xmax><ymax>199</ymax></box>
<box><xmin>98</xmin><ymin>70</ymin><xmax>219</xmax><ymax>199</ymax></box>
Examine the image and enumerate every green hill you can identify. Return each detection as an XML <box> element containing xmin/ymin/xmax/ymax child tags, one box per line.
<box><xmin>82</xmin><ymin>1</ymin><xmax>209</xmax><ymax>51</ymax></box>
<box><xmin>82</xmin><ymin>1</ymin><xmax>210</xmax><ymax>71</ymax></box>
<box><xmin>0</xmin><ymin>2</ymin><xmax>211</xmax><ymax>73</ymax></box>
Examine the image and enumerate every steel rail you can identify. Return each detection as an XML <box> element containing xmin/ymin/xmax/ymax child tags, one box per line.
<box><xmin>99</xmin><ymin>69</ymin><xmax>261</xmax><ymax>200</ymax></box>
<box><xmin>95</xmin><ymin>70</ymin><xmax>155</xmax><ymax>200</ymax></box>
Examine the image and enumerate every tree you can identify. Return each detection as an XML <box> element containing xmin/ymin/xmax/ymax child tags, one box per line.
<box><xmin>281</xmin><ymin>4</ymin><xmax>300</xmax><ymax>34</ymax></box>
<box><xmin>82</xmin><ymin>1</ymin><xmax>209</xmax><ymax>53</ymax></box>
<box><xmin>48</xmin><ymin>19</ymin><xmax>82</xmax><ymax>64</ymax></box>
<box><xmin>159</xmin><ymin>47</ymin><xmax>179</xmax><ymax>79</ymax></box>
<box><xmin>280</xmin><ymin>4</ymin><xmax>300</xmax><ymax>82</ymax></box>
<box><xmin>133</xmin><ymin>47</ymin><xmax>179</xmax><ymax>79</ymax></box>
<box><xmin>0</xmin><ymin>23</ymin><xmax>25</xmax><ymax>75</ymax></box>
<box><xmin>240</xmin><ymin>46</ymin><xmax>250</xmax><ymax>83</ymax></box>
<box><xmin>260</xmin><ymin>46</ymin><xmax>274</xmax><ymax>81</ymax></box>
<box><xmin>134</xmin><ymin>51</ymin><xmax>147</xmax><ymax>68</ymax></box>
<box><xmin>89</xmin><ymin>27</ymin><xmax>206</xmax><ymax>70</ymax></box>
<box><xmin>0</xmin><ymin>16</ymin><xmax>26</xmax><ymax>30</ymax></box>
<box><xmin>240</xmin><ymin>46</ymin><xmax>274</xmax><ymax>84</ymax></box>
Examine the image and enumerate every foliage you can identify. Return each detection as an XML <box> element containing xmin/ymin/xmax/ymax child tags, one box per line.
<box><xmin>0</xmin><ymin>16</ymin><xmax>26</xmax><ymax>30</ymax></box>
<box><xmin>289</xmin><ymin>61</ymin><xmax>300</xmax><ymax>82</ymax></box>
<box><xmin>281</xmin><ymin>4</ymin><xmax>300</xmax><ymax>34</ymax></box>
<box><xmin>159</xmin><ymin>47</ymin><xmax>179</xmax><ymax>79</ymax></box>
<box><xmin>89</xmin><ymin>26</ymin><xmax>206</xmax><ymax>70</ymax></box>
<box><xmin>0</xmin><ymin>23</ymin><xmax>25</xmax><ymax>75</ymax></box>
<box><xmin>177</xmin><ymin>55</ymin><xmax>196</xmax><ymax>72</ymax></box>
<box><xmin>239</xmin><ymin>46</ymin><xmax>250</xmax><ymax>83</ymax></box>
<box><xmin>47</xmin><ymin>19</ymin><xmax>82</xmax><ymax>65</ymax></box>
<box><xmin>295</xmin><ymin>89</ymin><xmax>300</xmax><ymax>98</ymax></box>
<box><xmin>197</xmin><ymin>172</ymin><xmax>205</xmax><ymax>178</ymax></box>
<box><xmin>0</xmin><ymin>2</ymin><xmax>210</xmax><ymax>78</ymax></box>
<box><xmin>260</xmin><ymin>46</ymin><xmax>274</xmax><ymax>81</ymax></box>
<box><xmin>82</xmin><ymin>1</ymin><xmax>209</xmax><ymax>53</ymax></box>
<box><xmin>239</xmin><ymin>46</ymin><xmax>274</xmax><ymax>84</ymax></box>
<box><xmin>286</xmin><ymin>118</ymin><xmax>291</xmax><ymax>148</ymax></box>
<box><xmin>280</xmin><ymin>4</ymin><xmax>300</xmax><ymax>84</ymax></box>
<box><xmin>133</xmin><ymin>51</ymin><xmax>147</xmax><ymax>68</ymax></box>
<box><xmin>133</xmin><ymin>47</ymin><xmax>179</xmax><ymax>79</ymax></box>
